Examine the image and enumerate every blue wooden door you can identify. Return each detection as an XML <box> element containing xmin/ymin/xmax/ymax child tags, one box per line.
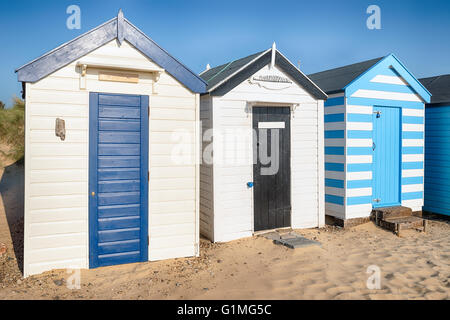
<box><xmin>372</xmin><ymin>106</ymin><xmax>401</xmax><ymax>208</ymax></box>
<box><xmin>89</xmin><ymin>93</ymin><xmax>148</xmax><ymax>268</ymax></box>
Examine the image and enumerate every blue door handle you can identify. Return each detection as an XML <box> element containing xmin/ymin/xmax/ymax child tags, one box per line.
<box><xmin>247</xmin><ymin>182</ymin><xmax>254</xmax><ymax>188</ymax></box>
<box><xmin>372</xmin><ymin>142</ymin><xmax>376</xmax><ymax>151</ymax></box>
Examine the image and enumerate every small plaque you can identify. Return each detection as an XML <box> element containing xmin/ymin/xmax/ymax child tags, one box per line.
<box><xmin>99</xmin><ymin>71</ymin><xmax>139</xmax><ymax>83</ymax></box>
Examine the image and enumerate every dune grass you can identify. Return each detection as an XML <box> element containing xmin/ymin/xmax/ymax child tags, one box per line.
<box><xmin>0</xmin><ymin>97</ymin><xmax>25</xmax><ymax>163</ymax></box>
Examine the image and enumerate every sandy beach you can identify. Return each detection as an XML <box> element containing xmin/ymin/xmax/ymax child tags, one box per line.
<box><xmin>0</xmin><ymin>157</ymin><xmax>449</xmax><ymax>300</ymax></box>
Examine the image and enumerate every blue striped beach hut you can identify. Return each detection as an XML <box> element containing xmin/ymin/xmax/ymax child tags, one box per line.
<box><xmin>420</xmin><ymin>75</ymin><xmax>450</xmax><ymax>216</ymax></box>
<box><xmin>308</xmin><ymin>54</ymin><xmax>431</xmax><ymax>225</ymax></box>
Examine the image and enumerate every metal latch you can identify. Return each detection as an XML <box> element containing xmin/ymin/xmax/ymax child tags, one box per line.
<box><xmin>373</xmin><ymin>111</ymin><xmax>382</xmax><ymax>118</ymax></box>
<box><xmin>373</xmin><ymin>198</ymin><xmax>381</xmax><ymax>203</ymax></box>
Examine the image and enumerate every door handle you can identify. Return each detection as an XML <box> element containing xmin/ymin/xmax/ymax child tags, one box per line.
<box><xmin>372</xmin><ymin>142</ymin><xmax>376</xmax><ymax>151</ymax></box>
<box><xmin>91</xmin><ymin>191</ymin><xmax>95</xmax><ymax>197</ymax></box>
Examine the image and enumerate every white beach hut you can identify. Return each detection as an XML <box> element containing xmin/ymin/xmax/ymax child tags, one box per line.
<box><xmin>15</xmin><ymin>11</ymin><xmax>206</xmax><ymax>276</ymax></box>
<box><xmin>199</xmin><ymin>44</ymin><xmax>327</xmax><ymax>242</ymax></box>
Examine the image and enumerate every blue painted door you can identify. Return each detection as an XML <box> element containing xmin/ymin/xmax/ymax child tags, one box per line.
<box><xmin>372</xmin><ymin>106</ymin><xmax>401</xmax><ymax>208</ymax></box>
<box><xmin>89</xmin><ymin>93</ymin><xmax>149</xmax><ymax>268</ymax></box>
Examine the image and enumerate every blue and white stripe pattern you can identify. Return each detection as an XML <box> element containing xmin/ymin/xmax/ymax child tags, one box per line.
<box><xmin>324</xmin><ymin>55</ymin><xmax>429</xmax><ymax>220</ymax></box>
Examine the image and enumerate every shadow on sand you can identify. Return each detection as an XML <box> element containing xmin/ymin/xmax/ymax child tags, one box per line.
<box><xmin>0</xmin><ymin>158</ymin><xmax>24</xmax><ymax>273</ymax></box>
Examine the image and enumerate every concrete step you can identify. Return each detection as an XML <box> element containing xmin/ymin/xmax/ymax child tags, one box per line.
<box><xmin>372</xmin><ymin>206</ymin><xmax>413</xmax><ymax>221</ymax></box>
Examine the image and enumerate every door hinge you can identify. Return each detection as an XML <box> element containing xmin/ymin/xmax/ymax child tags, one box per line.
<box><xmin>147</xmin><ymin>236</ymin><xmax>149</xmax><ymax>246</ymax></box>
<box><xmin>148</xmin><ymin>171</ymin><xmax>149</xmax><ymax>181</ymax></box>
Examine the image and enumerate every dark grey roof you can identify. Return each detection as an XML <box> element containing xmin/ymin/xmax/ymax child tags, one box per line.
<box><xmin>16</xmin><ymin>10</ymin><xmax>206</xmax><ymax>93</ymax></box>
<box><xmin>200</xmin><ymin>48</ymin><xmax>327</xmax><ymax>100</ymax></box>
<box><xmin>419</xmin><ymin>75</ymin><xmax>450</xmax><ymax>105</ymax></box>
<box><xmin>200</xmin><ymin>50</ymin><xmax>267</xmax><ymax>90</ymax></box>
<box><xmin>308</xmin><ymin>57</ymin><xmax>384</xmax><ymax>94</ymax></box>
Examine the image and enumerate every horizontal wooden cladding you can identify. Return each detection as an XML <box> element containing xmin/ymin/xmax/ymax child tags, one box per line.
<box><xmin>28</xmin><ymin>233</ymin><xmax>87</xmax><ymax>250</ymax></box>
<box><xmin>150</xmin><ymin>166</ymin><xmax>195</xmax><ymax>179</ymax></box>
<box><xmin>29</xmin><ymin>194</ymin><xmax>87</xmax><ymax>210</ymax></box>
<box><xmin>27</xmin><ymin>245</ymin><xmax>86</xmax><ymax>264</ymax></box>
<box><xmin>152</xmin><ymin>212</ymin><xmax>195</xmax><ymax>226</ymax></box>
<box><xmin>29</xmin><ymin>103</ymin><xmax>88</xmax><ymax>117</ymax></box>
<box><xmin>150</xmin><ymin>189</ymin><xmax>195</xmax><ymax>202</ymax></box>
<box><xmin>30</xmin><ymin>143</ymin><xmax>87</xmax><ymax>156</ymax></box>
<box><xmin>29</xmin><ymin>181</ymin><xmax>86</xmax><ymax>197</ymax></box>
<box><xmin>27</xmin><ymin>258</ymin><xmax>85</xmax><ymax>276</ymax></box>
<box><xmin>150</xmin><ymin>120</ymin><xmax>195</xmax><ymax>132</ymax></box>
<box><xmin>30</xmin><ymin>156</ymin><xmax>87</xmax><ymax>170</ymax></box>
<box><xmin>28</xmin><ymin>207</ymin><xmax>86</xmax><ymax>223</ymax></box>
<box><xmin>149</xmin><ymin>233</ymin><xmax>195</xmax><ymax>249</ymax></box>
<box><xmin>28</xmin><ymin>220</ymin><xmax>86</xmax><ymax>237</ymax></box>
<box><xmin>28</xmin><ymin>89</ymin><xmax>88</xmax><ymax>105</ymax></box>
<box><xmin>150</xmin><ymin>107</ymin><xmax>195</xmax><ymax>121</ymax></box>
<box><xmin>150</xmin><ymin>200</ymin><xmax>195</xmax><ymax>214</ymax></box>
<box><xmin>30</xmin><ymin>169</ymin><xmax>87</xmax><ymax>183</ymax></box>
<box><xmin>30</xmin><ymin>130</ymin><xmax>87</xmax><ymax>143</ymax></box>
<box><xmin>149</xmin><ymin>245</ymin><xmax>195</xmax><ymax>261</ymax></box>
<box><xmin>149</xmin><ymin>177</ymin><xmax>196</xmax><ymax>191</ymax></box>
<box><xmin>29</xmin><ymin>117</ymin><xmax>87</xmax><ymax>130</ymax></box>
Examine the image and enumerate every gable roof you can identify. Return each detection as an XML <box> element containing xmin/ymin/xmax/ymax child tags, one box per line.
<box><xmin>15</xmin><ymin>10</ymin><xmax>206</xmax><ymax>93</ymax></box>
<box><xmin>419</xmin><ymin>75</ymin><xmax>450</xmax><ymax>105</ymax></box>
<box><xmin>200</xmin><ymin>47</ymin><xmax>327</xmax><ymax>100</ymax></box>
<box><xmin>200</xmin><ymin>50</ymin><xmax>266</xmax><ymax>90</ymax></box>
<box><xmin>308</xmin><ymin>54</ymin><xmax>431</xmax><ymax>103</ymax></box>
<box><xmin>307</xmin><ymin>57</ymin><xmax>383</xmax><ymax>94</ymax></box>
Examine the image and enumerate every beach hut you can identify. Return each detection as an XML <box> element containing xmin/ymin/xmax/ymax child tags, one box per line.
<box><xmin>420</xmin><ymin>75</ymin><xmax>450</xmax><ymax>216</ymax></box>
<box><xmin>15</xmin><ymin>11</ymin><xmax>206</xmax><ymax>277</ymax></box>
<box><xmin>308</xmin><ymin>54</ymin><xmax>431</xmax><ymax>226</ymax></box>
<box><xmin>199</xmin><ymin>44</ymin><xmax>327</xmax><ymax>242</ymax></box>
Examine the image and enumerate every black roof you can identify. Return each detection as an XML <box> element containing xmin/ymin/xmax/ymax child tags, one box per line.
<box><xmin>200</xmin><ymin>50</ymin><xmax>266</xmax><ymax>91</ymax></box>
<box><xmin>199</xmin><ymin>48</ymin><xmax>327</xmax><ymax>100</ymax></box>
<box><xmin>419</xmin><ymin>75</ymin><xmax>450</xmax><ymax>105</ymax></box>
<box><xmin>308</xmin><ymin>57</ymin><xmax>384</xmax><ymax>94</ymax></box>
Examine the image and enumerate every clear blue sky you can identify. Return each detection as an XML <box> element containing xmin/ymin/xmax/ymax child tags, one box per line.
<box><xmin>1</xmin><ymin>0</ymin><xmax>449</xmax><ymax>107</ymax></box>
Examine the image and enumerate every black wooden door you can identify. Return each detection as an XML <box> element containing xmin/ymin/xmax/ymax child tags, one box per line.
<box><xmin>253</xmin><ymin>106</ymin><xmax>291</xmax><ymax>231</ymax></box>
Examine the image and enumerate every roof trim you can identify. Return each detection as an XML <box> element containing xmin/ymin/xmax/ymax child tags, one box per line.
<box><xmin>344</xmin><ymin>54</ymin><xmax>431</xmax><ymax>103</ymax></box>
<box><xmin>207</xmin><ymin>49</ymin><xmax>270</xmax><ymax>93</ymax></box>
<box><xmin>206</xmin><ymin>48</ymin><xmax>327</xmax><ymax>100</ymax></box>
<box><xmin>16</xmin><ymin>10</ymin><xmax>206</xmax><ymax>93</ymax></box>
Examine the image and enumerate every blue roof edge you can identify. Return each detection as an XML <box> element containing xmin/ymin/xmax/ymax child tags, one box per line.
<box><xmin>15</xmin><ymin>11</ymin><xmax>206</xmax><ymax>93</ymax></box>
<box><xmin>344</xmin><ymin>54</ymin><xmax>431</xmax><ymax>103</ymax></box>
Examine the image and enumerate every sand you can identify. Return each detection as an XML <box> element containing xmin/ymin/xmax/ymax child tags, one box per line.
<box><xmin>0</xmin><ymin>153</ymin><xmax>449</xmax><ymax>300</ymax></box>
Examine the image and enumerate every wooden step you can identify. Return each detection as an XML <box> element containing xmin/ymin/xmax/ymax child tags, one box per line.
<box><xmin>377</xmin><ymin>215</ymin><xmax>427</xmax><ymax>236</ymax></box>
<box><xmin>372</xmin><ymin>206</ymin><xmax>413</xmax><ymax>221</ymax></box>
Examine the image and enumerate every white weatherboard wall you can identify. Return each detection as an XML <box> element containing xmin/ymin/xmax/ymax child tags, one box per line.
<box><xmin>324</xmin><ymin>68</ymin><xmax>425</xmax><ymax>220</ymax></box>
<box><xmin>200</xmin><ymin>65</ymin><xmax>325</xmax><ymax>242</ymax></box>
<box><xmin>24</xmin><ymin>40</ymin><xmax>200</xmax><ymax>276</ymax></box>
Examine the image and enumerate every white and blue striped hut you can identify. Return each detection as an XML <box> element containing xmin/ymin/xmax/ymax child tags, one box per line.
<box><xmin>309</xmin><ymin>54</ymin><xmax>431</xmax><ymax>226</ymax></box>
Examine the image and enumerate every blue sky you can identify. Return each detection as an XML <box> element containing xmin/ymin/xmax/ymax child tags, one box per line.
<box><xmin>1</xmin><ymin>0</ymin><xmax>449</xmax><ymax>106</ymax></box>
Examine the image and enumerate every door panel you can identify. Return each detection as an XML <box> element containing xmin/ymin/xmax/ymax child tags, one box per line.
<box><xmin>253</xmin><ymin>107</ymin><xmax>291</xmax><ymax>231</ymax></box>
<box><xmin>372</xmin><ymin>106</ymin><xmax>401</xmax><ymax>208</ymax></box>
<box><xmin>89</xmin><ymin>93</ymin><xmax>149</xmax><ymax>268</ymax></box>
